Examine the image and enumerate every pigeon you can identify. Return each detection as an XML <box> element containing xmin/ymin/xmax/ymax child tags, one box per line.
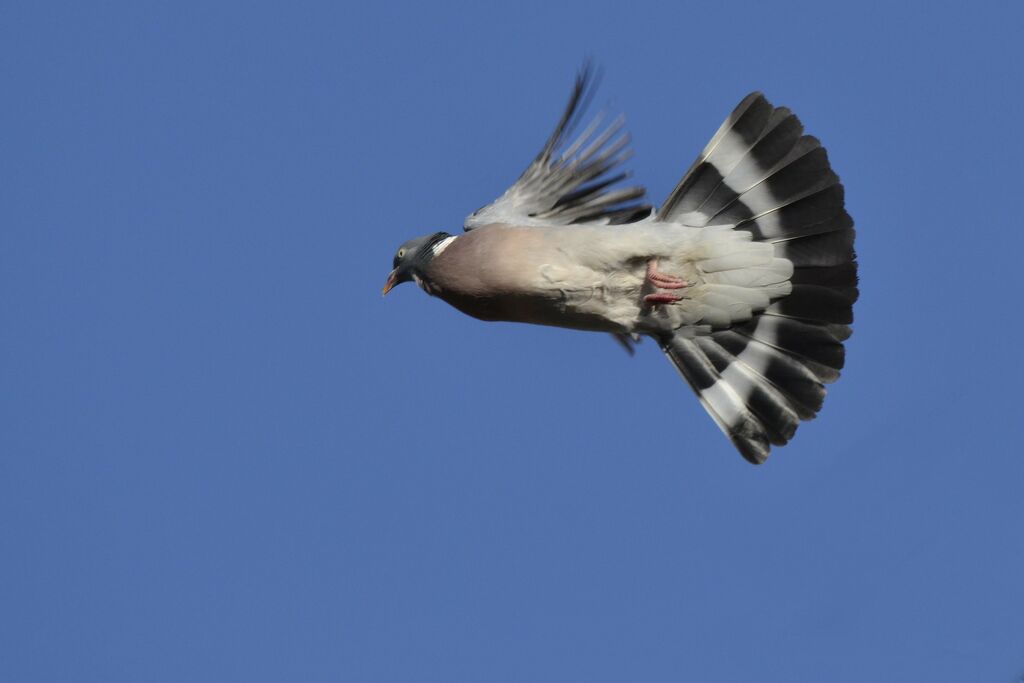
<box><xmin>383</xmin><ymin>66</ymin><xmax>857</xmax><ymax>464</ymax></box>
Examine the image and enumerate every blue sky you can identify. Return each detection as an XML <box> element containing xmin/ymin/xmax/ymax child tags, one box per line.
<box><xmin>3</xmin><ymin>2</ymin><xmax>1023</xmax><ymax>681</ymax></box>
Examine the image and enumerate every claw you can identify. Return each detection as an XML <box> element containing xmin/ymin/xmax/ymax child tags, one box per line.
<box><xmin>644</xmin><ymin>292</ymin><xmax>684</xmax><ymax>305</ymax></box>
<box><xmin>646</xmin><ymin>261</ymin><xmax>688</xmax><ymax>289</ymax></box>
<box><xmin>643</xmin><ymin>259</ymin><xmax>689</xmax><ymax>307</ymax></box>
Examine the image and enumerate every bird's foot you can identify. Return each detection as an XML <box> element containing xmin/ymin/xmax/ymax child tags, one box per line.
<box><xmin>643</xmin><ymin>260</ymin><xmax>688</xmax><ymax>306</ymax></box>
<box><xmin>646</xmin><ymin>261</ymin><xmax>688</xmax><ymax>289</ymax></box>
<box><xmin>644</xmin><ymin>292</ymin><xmax>684</xmax><ymax>305</ymax></box>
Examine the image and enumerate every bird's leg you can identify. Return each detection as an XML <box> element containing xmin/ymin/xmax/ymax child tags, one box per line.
<box><xmin>644</xmin><ymin>292</ymin><xmax>685</xmax><ymax>304</ymax></box>
<box><xmin>646</xmin><ymin>260</ymin><xmax>688</xmax><ymax>289</ymax></box>
<box><xmin>643</xmin><ymin>259</ymin><xmax>688</xmax><ymax>305</ymax></box>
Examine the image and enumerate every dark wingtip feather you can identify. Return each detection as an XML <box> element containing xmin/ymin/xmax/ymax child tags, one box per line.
<box><xmin>539</xmin><ymin>62</ymin><xmax>602</xmax><ymax>161</ymax></box>
<box><xmin>467</xmin><ymin>64</ymin><xmax>651</xmax><ymax>230</ymax></box>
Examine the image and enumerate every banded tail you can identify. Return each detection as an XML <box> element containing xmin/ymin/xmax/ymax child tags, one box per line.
<box><xmin>660</xmin><ymin>93</ymin><xmax>857</xmax><ymax>464</ymax></box>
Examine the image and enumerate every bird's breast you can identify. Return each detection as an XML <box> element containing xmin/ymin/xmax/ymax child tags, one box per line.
<box><xmin>426</xmin><ymin>225</ymin><xmax>643</xmax><ymax>332</ymax></box>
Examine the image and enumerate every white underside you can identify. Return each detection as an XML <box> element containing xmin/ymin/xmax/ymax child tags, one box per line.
<box><xmin>526</xmin><ymin>220</ymin><xmax>793</xmax><ymax>335</ymax></box>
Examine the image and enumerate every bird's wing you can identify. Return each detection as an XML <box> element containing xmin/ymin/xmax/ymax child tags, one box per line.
<box><xmin>464</xmin><ymin>65</ymin><xmax>652</xmax><ymax>230</ymax></box>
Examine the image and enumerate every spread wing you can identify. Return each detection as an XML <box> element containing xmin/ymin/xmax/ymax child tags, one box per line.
<box><xmin>464</xmin><ymin>65</ymin><xmax>652</xmax><ymax>230</ymax></box>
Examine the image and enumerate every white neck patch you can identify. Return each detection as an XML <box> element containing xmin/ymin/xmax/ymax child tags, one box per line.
<box><xmin>412</xmin><ymin>273</ymin><xmax>434</xmax><ymax>295</ymax></box>
<box><xmin>431</xmin><ymin>235</ymin><xmax>458</xmax><ymax>257</ymax></box>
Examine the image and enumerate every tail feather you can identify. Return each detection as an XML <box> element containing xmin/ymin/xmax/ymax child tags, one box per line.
<box><xmin>688</xmin><ymin>109</ymin><xmax>805</xmax><ymax>220</ymax></box>
<box><xmin>743</xmin><ymin>185</ymin><xmax>850</xmax><ymax>242</ymax></box>
<box><xmin>659</xmin><ymin>92</ymin><xmax>775</xmax><ymax>221</ymax></box>
<box><xmin>655</xmin><ymin>92</ymin><xmax>857</xmax><ymax>463</ymax></box>
<box><xmin>662</xmin><ymin>336</ymin><xmax>772</xmax><ymax>464</ymax></box>
<box><xmin>708</xmin><ymin>147</ymin><xmax>837</xmax><ymax>226</ymax></box>
<box><xmin>774</xmin><ymin>227</ymin><xmax>855</xmax><ymax>267</ymax></box>
<box><xmin>695</xmin><ymin>337</ymin><xmax>801</xmax><ymax>446</ymax></box>
<box><xmin>765</xmin><ymin>284</ymin><xmax>854</xmax><ymax>324</ymax></box>
<box><xmin>712</xmin><ymin>330</ymin><xmax>826</xmax><ymax>420</ymax></box>
<box><xmin>733</xmin><ymin>315</ymin><xmax>845</xmax><ymax>381</ymax></box>
<box><xmin>791</xmin><ymin>261</ymin><xmax>858</xmax><ymax>293</ymax></box>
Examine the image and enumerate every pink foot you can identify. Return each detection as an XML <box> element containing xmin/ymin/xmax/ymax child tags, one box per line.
<box><xmin>644</xmin><ymin>292</ymin><xmax>684</xmax><ymax>305</ymax></box>
<box><xmin>646</xmin><ymin>261</ymin><xmax>688</xmax><ymax>289</ymax></box>
<box><xmin>643</xmin><ymin>260</ymin><xmax>688</xmax><ymax>307</ymax></box>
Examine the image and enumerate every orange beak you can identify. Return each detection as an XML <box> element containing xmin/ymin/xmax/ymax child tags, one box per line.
<box><xmin>382</xmin><ymin>269</ymin><xmax>398</xmax><ymax>296</ymax></box>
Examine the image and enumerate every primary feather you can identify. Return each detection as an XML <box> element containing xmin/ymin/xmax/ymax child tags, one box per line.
<box><xmin>465</xmin><ymin>64</ymin><xmax>652</xmax><ymax>230</ymax></box>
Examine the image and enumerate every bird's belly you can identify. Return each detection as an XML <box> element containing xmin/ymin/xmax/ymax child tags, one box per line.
<box><xmin>440</xmin><ymin>262</ymin><xmax>647</xmax><ymax>333</ymax></box>
<box><xmin>441</xmin><ymin>290</ymin><xmax>635</xmax><ymax>333</ymax></box>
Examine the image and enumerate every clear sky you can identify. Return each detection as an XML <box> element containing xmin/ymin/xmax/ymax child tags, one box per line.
<box><xmin>3</xmin><ymin>2</ymin><xmax>1023</xmax><ymax>681</ymax></box>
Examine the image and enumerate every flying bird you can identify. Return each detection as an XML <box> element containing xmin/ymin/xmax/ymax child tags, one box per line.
<box><xmin>383</xmin><ymin>67</ymin><xmax>857</xmax><ymax>464</ymax></box>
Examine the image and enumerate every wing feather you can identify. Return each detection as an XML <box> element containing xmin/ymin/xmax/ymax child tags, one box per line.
<box><xmin>464</xmin><ymin>65</ymin><xmax>652</xmax><ymax>230</ymax></box>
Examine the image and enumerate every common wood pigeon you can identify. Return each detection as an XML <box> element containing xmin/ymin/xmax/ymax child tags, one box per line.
<box><xmin>384</xmin><ymin>66</ymin><xmax>857</xmax><ymax>464</ymax></box>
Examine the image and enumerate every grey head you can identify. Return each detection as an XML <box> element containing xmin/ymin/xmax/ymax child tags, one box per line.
<box><xmin>382</xmin><ymin>231</ymin><xmax>453</xmax><ymax>295</ymax></box>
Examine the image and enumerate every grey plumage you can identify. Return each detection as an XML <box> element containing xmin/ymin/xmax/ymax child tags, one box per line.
<box><xmin>465</xmin><ymin>65</ymin><xmax>652</xmax><ymax>229</ymax></box>
<box><xmin>385</xmin><ymin>67</ymin><xmax>858</xmax><ymax>464</ymax></box>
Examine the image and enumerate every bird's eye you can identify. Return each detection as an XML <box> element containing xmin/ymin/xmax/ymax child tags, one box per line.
<box><xmin>397</xmin><ymin>248</ymin><xmax>406</xmax><ymax>259</ymax></box>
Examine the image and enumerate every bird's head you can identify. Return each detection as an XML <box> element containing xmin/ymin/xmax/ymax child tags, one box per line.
<box><xmin>382</xmin><ymin>231</ymin><xmax>455</xmax><ymax>295</ymax></box>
